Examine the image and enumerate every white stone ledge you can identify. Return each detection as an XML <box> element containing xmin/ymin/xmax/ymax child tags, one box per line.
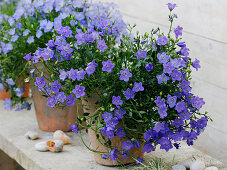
<box><xmin>0</xmin><ymin>101</ymin><xmax>226</xmax><ymax>170</ymax></box>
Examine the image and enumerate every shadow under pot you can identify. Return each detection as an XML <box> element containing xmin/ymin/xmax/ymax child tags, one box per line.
<box><xmin>82</xmin><ymin>94</ymin><xmax>143</xmax><ymax>166</ymax></box>
<box><xmin>32</xmin><ymin>85</ymin><xmax>83</xmax><ymax>132</ymax></box>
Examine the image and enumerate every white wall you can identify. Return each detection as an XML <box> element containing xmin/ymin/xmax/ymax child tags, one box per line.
<box><xmin>99</xmin><ymin>0</ymin><xmax>227</xmax><ymax>164</ymax></box>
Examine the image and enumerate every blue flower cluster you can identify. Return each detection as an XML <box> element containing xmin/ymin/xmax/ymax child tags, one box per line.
<box><xmin>23</xmin><ymin>2</ymin><xmax>209</xmax><ymax>164</ymax></box>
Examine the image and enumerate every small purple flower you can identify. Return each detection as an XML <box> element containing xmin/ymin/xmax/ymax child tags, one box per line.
<box><xmin>59</xmin><ymin>69</ymin><xmax>67</xmax><ymax>81</ymax></box>
<box><xmin>154</xmin><ymin>96</ymin><xmax>166</xmax><ymax>107</ymax></box>
<box><xmin>110</xmin><ymin>149</ymin><xmax>118</xmax><ymax>162</ymax></box>
<box><xmin>70</xmin><ymin>124</ymin><xmax>78</xmax><ymax>133</ymax></box>
<box><xmin>156</xmin><ymin>73</ymin><xmax>170</xmax><ymax>84</ymax></box>
<box><xmin>132</xmin><ymin>82</ymin><xmax>144</xmax><ymax>92</ymax></box>
<box><xmin>145</xmin><ymin>63</ymin><xmax>153</xmax><ymax>72</ymax></box>
<box><xmin>44</xmin><ymin>21</ymin><xmax>53</xmax><ymax>33</ymax></box>
<box><xmin>0</xmin><ymin>83</ymin><xmax>4</xmax><ymax>91</ymax></box>
<box><xmin>123</xmin><ymin>88</ymin><xmax>135</xmax><ymax>100</ymax></box>
<box><xmin>175</xmin><ymin>101</ymin><xmax>187</xmax><ymax>113</ymax></box>
<box><xmin>23</xmin><ymin>29</ymin><xmax>30</xmax><ymax>36</ymax></box>
<box><xmin>172</xmin><ymin>118</ymin><xmax>184</xmax><ymax>127</ymax></box>
<box><xmin>158</xmin><ymin>137</ymin><xmax>173</xmax><ymax>152</ymax></box>
<box><xmin>97</xmin><ymin>39</ymin><xmax>107</xmax><ymax>52</ymax></box>
<box><xmin>46</xmin><ymin>95</ymin><xmax>57</xmax><ymax>108</ymax></box>
<box><xmin>179</xmin><ymin>80</ymin><xmax>191</xmax><ymax>92</ymax></box>
<box><xmin>43</xmin><ymin>49</ymin><xmax>54</xmax><ymax>61</ymax></box>
<box><xmin>86</xmin><ymin>61</ymin><xmax>98</xmax><ymax>76</ymax></box>
<box><xmin>14</xmin><ymin>88</ymin><xmax>24</xmax><ymax>97</ymax></box>
<box><xmin>4</xmin><ymin>98</ymin><xmax>12</xmax><ymax>110</ymax></box>
<box><xmin>142</xmin><ymin>143</ymin><xmax>155</xmax><ymax>153</ymax></box>
<box><xmin>67</xmin><ymin>68</ymin><xmax>78</xmax><ymax>81</ymax></box>
<box><xmin>167</xmin><ymin>3</ymin><xmax>176</xmax><ymax>11</ymax></box>
<box><xmin>77</xmin><ymin>69</ymin><xmax>86</xmax><ymax>81</ymax></box>
<box><xmin>197</xmin><ymin>117</ymin><xmax>208</xmax><ymax>129</ymax></box>
<box><xmin>102</xmin><ymin>112</ymin><xmax>113</xmax><ymax>122</ymax></box>
<box><xmin>163</xmin><ymin>62</ymin><xmax>174</xmax><ymax>74</ymax></box>
<box><xmin>114</xmin><ymin>108</ymin><xmax>126</xmax><ymax>119</ymax></box>
<box><xmin>85</xmin><ymin>34</ymin><xmax>95</xmax><ymax>43</ymax></box>
<box><xmin>24</xmin><ymin>53</ymin><xmax>31</xmax><ymax>61</ymax></box>
<box><xmin>27</xmin><ymin>36</ymin><xmax>34</xmax><ymax>44</ymax></box>
<box><xmin>57</xmin><ymin>26</ymin><xmax>72</xmax><ymax>38</ymax></box>
<box><xmin>153</xmin><ymin>122</ymin><xmax>165</xmax><ymax>132</ymax></box>
<box><xmin>35</xmin><ymin>77</ymin><xmax>46</xmax><ymax>89</ymax></box>
<box><xmin>6</xmin><ymin>78</ymin><xmax>15</xmax><ymax>86</ymax></box>
<box><xmin>112</xmin><ymin>96</ymin><xmax>123</xmax><ymax>108</ymax></box>
<box><xmin>157</xmin><ymin>52</ymin><xmax>170</xmax><ymax>64</ymax></box>
<box><xmin>102</xmin><ymin>60</ymin><xmax>115</xmax><ymax>73</ymax></box>
<box><xmin>72</xmin><ymin>85</ymin><xmax>85</xmax><ymax>98</ymax></box>
<box><xmin>121</xmin><ymin>141</ymin><xmax>134</xmax><ymax>151</ymax></box>
<box><xmin>191</xmin><ymin>96</ymin><xmax>205</xmax><ymax>110</ymax></box>
<box><xmin>36</xmin><ymin>29</ymin><xmax>43</xmax><ymax>38</ymax></box>
<box><xmin>75</xmin><ymin>31</ymin><xmax>85</xmax><ymax>44</ymax></box>
<box><xmin>106</xmin><ymin>117</ymin><xmax>119</xmax><ymax>129</ymax></box>
<box><xmin>119</xmin><ymin>68</ymin><xmax>132</xmax><ymax>82</ymax></box>
<box><xmin>180</xmin><ymin>47</ymin><xmax>190</xmax><ymax>57</ymax></box>
<box><xmin>192</xmin><ymin>58</ymin><xmax>201</xmax><ymax>71</ymax></box>
<box><xmin>116</xmin><ymin>128</ymin><xmax>126</xmax><ymax>138</ymax></box>
<box><xmin>51</xmin><ymin>80</ymin><xmax>61</xmax><ymax>93</ymax></box>
<box><xmin>179</xmin><ymin>111</ymin><xmax>192</xmax><ymax>120</ymax></box>
<box><xmin>105</xmin><ymin>129</ymin><xmax>115</xmax><ymax>139</ymax></box>
<box><xmin>158</xmin><ymin>105</ymin><xmax>168</xmax><ymax>119</ymax></box>
<box><xmin>55</xmin><ymin>36</ymin><xmax>67</xmax><ymax>46</ymax></box>
<box><xmin>56</xmin><ymin>92</ymin><xmax>66</xmax><ymax>103</ymax></box>
<box><xmin>174</xmin><ymin>26</ymin><xmax>183</xmax><ymax>38</ymax></box>
<box><xmin>135</xmin><ymin>50</ymin><xmax>147</xmax><ymax>60</ymax></box>
<box><xmin>170</xmin><ymin>69</ymin><xmax>182</xmax><ymax>81</ymax></box>
<box><xmin>66</xmin><ymin>94</ymin><xmax>76</xmax><ymax>106</ymax></box>
<box><xmin>156</xmin><ymin>36</ymin><xmax>169</xmax><ymax>46</ymax></box>
<box><xmin>167</xmin><ymin>94</ymin><xmax>177</xmax><ymax>108</ymax></box>
<box><xmin>11</xmin><ymin>34</ymin><xmax>19</xmax><ymax>42</ymax></box>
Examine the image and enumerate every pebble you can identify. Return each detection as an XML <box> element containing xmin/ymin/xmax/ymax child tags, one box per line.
<box><xmin>35</xmin><ymin>141</ymin><xmax>48</xmax><ymax>152</ymax></box>
<box><xmin>205</xmin><ymin>167</ymin><xmax>218</xmax><ymax>170</ymax></box>
<box><xmin>190</xmin><ymin>159</ymin><xmax>206</xmax><ymax>170</ymax></box>
<box><xmin>178</xmin><ymin>159</ymin><xmax>193</xmax><ymax>169</ymax></box>
<box><xmin>53</xmin><ymin>130</ymin><xmax>71</xmax><ymax>145</ymax></box>
<box><xmin>172</xmin><ymin>164</ymin><xmax>186</xmax><ymax>170</ymax></box>
<box><xmin>47</xmin><ymin>140</ymin><xmax>64</xmax><ymax>152</ymax></box>
<box><xmin>25</xmin><ymin>131</ymin><xmax>39</xmax><ymax>140</ymax></box>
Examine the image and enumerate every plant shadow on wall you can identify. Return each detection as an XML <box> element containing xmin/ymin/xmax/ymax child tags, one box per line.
<box><xmin>22</xmin><ymin>1</ymin><xmax>210</xmax><ymax>168</ymax></box>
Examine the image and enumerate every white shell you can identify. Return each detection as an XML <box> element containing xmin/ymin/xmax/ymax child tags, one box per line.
<box><xmin>35</xmin><ymin>142</ymin><xmax>48</xmax><ymax>152</ymax></box>
<box><xmin>178</xmin><ymin>159</ymin><xmax>193</xmax><ymax>169</ymax></box>
<box><xmin>205</xmin><ymin>167</ymin><xmax>218</xmax><ymax>170</ymax></box>
<box><xmin>47</xmin><ymin>140</ymin><xmax>64</xmax><ymax>152</ymax></box>
<box><xmin>25</xmin><ymin>131</ymin><xmax>39</xmax><ymax>140</ymax></box>
<box><xmin>53</xmin><ymin>130</ymin><xmax>71</xmax><ymax>145</ymax></box>
<box><xmin>190</xmin><ymin>159</ymin><xmax>206</xmax><ymax>170</ymax></box>
<box><xmin>172</xmin><ymin>164</ymin><xmax>186</xmax><ymax>170</ymax></box>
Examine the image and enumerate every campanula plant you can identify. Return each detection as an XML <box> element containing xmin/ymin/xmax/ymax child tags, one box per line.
<box><xmin>0</xmin><ymin>0</ymin><xmax>94</xmax><ymax>110</ymax></box>
<box><xmin>26</xmin><ymin>2</ymin><xmax>210</xmax><ymax>165</ymax></box>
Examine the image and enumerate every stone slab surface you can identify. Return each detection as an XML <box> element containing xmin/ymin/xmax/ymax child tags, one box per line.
<box><xmin>0</xmin><ymin>100</ymin><xmax>226</xmax><ymax>170</ymax></box>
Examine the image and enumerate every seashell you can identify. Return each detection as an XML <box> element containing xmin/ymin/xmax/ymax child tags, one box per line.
<box><xmin>172</xmin><ymin>164</ymin><xmax>186</xmax><ymax>170</ymax></box>
<box><xmin>35</xmin><ymin>141</ymin><xmax>48</xmax><ymax>152</ymax></box>
<box><xmin>47</xmin><ymin>140</ymin><xmax>64</xmax><ymax>152</ymax></box>
<box><xmin>53</xmin><ymin>130</ymin><xmax>71</xmax><ymax>145</ymax></box>
<box><xmin>190</xmin><ymin>159</ymin><xmax>206</xmax><ymax>170</ymax></box>
<box><xmin>25</xmin><ymin>131</ymin><xmax>39</xmax><ymax>140</ymax></box>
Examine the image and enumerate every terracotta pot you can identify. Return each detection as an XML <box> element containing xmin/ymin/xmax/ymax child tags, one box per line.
<box><xmin>32</xmin><ymin>85</ymin><xmax>83</xmax><ymax>132</ymax></box>
<box><xmin>82</xmin><ymin>94</ymin><xmax>143</xmax><ymax>166</ymax></box>
<box><xmin>0</xmin><ymin>82</ymin><xmax>30</xmax><ymax>100</ymax></box>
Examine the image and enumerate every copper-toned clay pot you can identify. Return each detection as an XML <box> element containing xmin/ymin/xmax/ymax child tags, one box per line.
<box><xmin>32</xmin><ymin>86</ymin><xmax>83</xmax><ymax>132</ymax></box>
<box><xmin>82</xmin><ymin>94</ymin><xmax>143</xmax><ymax>166</ymax></box>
